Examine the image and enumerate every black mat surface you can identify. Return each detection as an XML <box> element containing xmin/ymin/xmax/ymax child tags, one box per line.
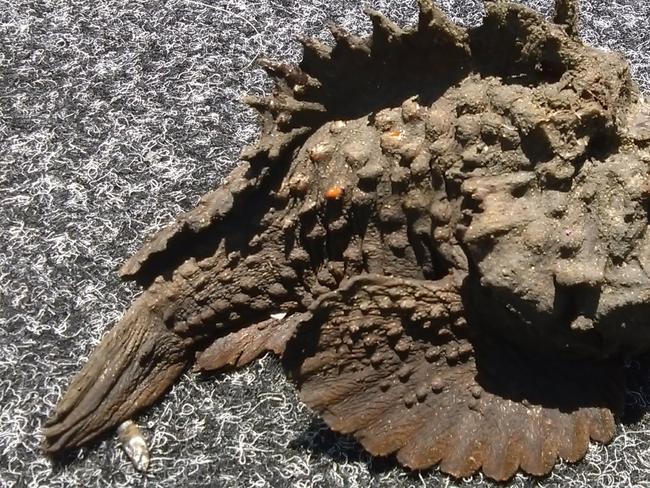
<box><xmin>2</xmin><ymin>0</ymin><xmax>650</xmax><ymax>487</ymax></box>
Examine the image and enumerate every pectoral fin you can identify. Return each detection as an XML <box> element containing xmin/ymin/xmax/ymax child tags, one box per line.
<box><xmin>283</xmin><ymin>273</ymin><xmax>623</xmax><ymax>481</ymax></box>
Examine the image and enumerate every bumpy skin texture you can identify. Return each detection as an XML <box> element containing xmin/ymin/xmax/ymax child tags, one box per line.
<box><xmin>43</xmin><ymin>0</ymin><xmax>650</xmax><ymax>482</ymax></box>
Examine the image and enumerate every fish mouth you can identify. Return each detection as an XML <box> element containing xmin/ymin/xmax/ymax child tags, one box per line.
<box><xmin>43</xmin><ymin>295</ymin><xmax>189</xmax><ymax>454</ymax></box>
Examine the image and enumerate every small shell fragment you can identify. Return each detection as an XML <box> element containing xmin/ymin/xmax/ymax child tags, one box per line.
<box><xmin>117</xmin><ymin>420</ymin><xmax>150</xmax><ymax>472</ymax></box>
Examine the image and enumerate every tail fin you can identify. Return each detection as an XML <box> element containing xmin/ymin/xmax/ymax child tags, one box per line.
<box><xmin>43</xmin><ymin>293</ymin><xmax>188</xmax><ymax>453</ymax></box>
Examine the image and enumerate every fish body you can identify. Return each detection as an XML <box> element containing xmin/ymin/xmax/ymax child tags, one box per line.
<box><xmin>43</xmin><ymin>0</ymin><xmax>650</xmax><ymax>481</ymax></box>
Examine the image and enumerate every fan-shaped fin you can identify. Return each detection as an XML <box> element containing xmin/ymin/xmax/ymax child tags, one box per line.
<box><xmin>120</xmin><ymin>0</ymin><xmax>629</xmax><ymax>290</ymax></box>
<box><xmin>119</xmin><ymin>186</ymin><xmax>234</xmax><ymax>282</ymax></box>
<box><xmin>240</xmin><ymin>126</ymin><xmax>311</xmax><ymax>161</ymax></box>
<box><xmin>119</xmin><ymin>122</ymin><xmax>312</xmax><ymax>285</ymax></box>
<box><xmin>554</xmin><ymin>0</ymin><xmax>579</xmax><ymax>38</ymax></box>
<box><xmin>416</xmin><ymin>0</ymin><xmax>469</xmax><ymax>51</ymax></box>
<box><xmin>242</xmin><ymin>95</ymin><xmax>325</xmax><ymax>117</ymax></box>
<box><xmin>327</xmin><ymin>22</ymin><xmax>371</xmax><ymax>57</ymax></box>
<box><xmin>298</xmin><ymin>36</ymin><xmax>332</xmax><ymax>77</ymax></box>
<box><xmin>285</xmin><ymin>273</ymin><xmax>623</xmax><ymax>481</ymax></box>
<box><xmin>257</xmin><ymin>58</ymin><xmax>322</xmax><ymax>94</ymax></box>
<box><xmin>363</xmin><ymin>7</ymin><xmax>405</xmax><ymax>52</ymax></box>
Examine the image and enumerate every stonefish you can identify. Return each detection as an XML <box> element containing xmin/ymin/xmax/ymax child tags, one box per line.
<box><xmin>43</xmin><ymin>0</ymin><xmax>650</xmax><ymax>481</ymax></box>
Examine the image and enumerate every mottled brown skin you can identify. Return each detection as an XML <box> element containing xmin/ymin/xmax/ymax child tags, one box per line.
<box><xmin>43</xmin><ymin>0</ymin><xmax>650</xmax><ymax>481</ymax></box>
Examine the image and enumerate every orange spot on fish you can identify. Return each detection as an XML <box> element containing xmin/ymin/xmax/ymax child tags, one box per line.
<box><xmin>325</xmin><ymin>186</ymin><xmax>344</xmax><ymax>200</ymax></box>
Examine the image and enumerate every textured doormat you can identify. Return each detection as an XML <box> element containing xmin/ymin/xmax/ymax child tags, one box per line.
<box><xmin>1</xmin><ymin>1</ymin><xmax>650</xmax><ymax>487</ymax></box>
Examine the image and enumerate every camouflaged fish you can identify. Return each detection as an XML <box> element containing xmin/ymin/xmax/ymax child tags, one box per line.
<box><xmin>43</xmin><ymin>0</ymin><xmax>650</xmax><ymax>481</ymax></box>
